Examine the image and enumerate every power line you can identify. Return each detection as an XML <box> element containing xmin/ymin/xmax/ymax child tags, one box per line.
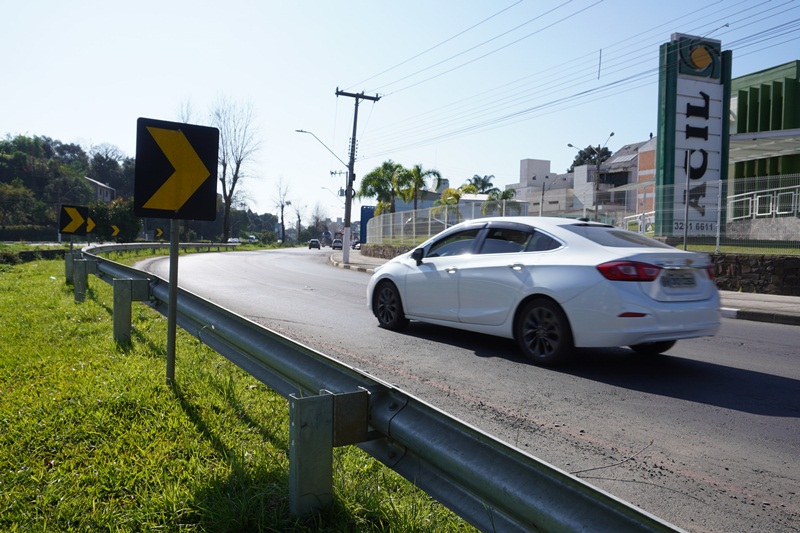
<box><xmin>344</xmin><ymin>1</ymin><xmax>525</xmax><ymax>92</ymax></box>
<box><xmin>332</xmin><ymin>1</ymin><xmax>799</xmax><ymax>168</ymax></box>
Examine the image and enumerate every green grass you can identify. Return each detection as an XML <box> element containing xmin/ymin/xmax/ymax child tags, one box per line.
<box><xmin>0</xmin><ymin>258</ymin><xmax>475</xmax><ymax>532</ymax></box>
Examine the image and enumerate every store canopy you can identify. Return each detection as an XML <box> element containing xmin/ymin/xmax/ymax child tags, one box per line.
<box><xmin>607</xmin><ymin>180</ymin><xmax>655</xmax><ymax>193</ymax></box>
<box><xmin>729</xmin><ymin>128</ymin><xmax>800</xmax><ymax>164</ymax></box>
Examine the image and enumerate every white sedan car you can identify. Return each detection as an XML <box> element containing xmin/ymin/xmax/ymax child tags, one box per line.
<box><xmin>367</xmin><ymin>217</ymin><xmax>720</xmax><ymax>366</ymax></box>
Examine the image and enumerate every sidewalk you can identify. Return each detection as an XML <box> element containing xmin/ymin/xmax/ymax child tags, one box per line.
<box><xmin>329</xmin><ymin>250</ymin><xmax>800</xmax><ymax>327</ymax></box>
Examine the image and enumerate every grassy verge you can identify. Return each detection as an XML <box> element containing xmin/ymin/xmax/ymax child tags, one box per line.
<box><xmin>0</xmin><ymin>258</ymin><xmax>474</xmax><ymax>532</ymax></box>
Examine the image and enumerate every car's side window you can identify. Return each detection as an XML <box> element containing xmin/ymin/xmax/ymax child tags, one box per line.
<box><xmin>427</xmin><ymin>229</ymin><xmax>480</xmax><ymax>258</ymax></box>
<box><xmin>525</xmin><ymin>230</ymin><xmax>562</xmax><ymax>252</ymax></box>
<box><xmin>479</xmin><ymin>228</ymin><xmax>530</xmax><ymax>254</ymax></box>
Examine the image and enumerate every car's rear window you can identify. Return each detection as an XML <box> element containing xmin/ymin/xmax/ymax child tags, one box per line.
<box><xmin>562</xmin><ymin>225</ymin><xmax>674</xmax><ymax>248</ymax></box>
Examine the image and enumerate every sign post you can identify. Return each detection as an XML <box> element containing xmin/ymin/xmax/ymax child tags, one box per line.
<box><xmin>135</xmin><ymin>118</ymin><xmax>219</xmax><ymax>384</ymax></box>
<box><xmin>655</xmin><ymin>33</ymin><xmax>731</xmax><ymax>239</ymax></box>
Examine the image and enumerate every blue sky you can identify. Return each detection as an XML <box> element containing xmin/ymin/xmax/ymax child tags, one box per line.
<box><xmin>2</xmin><ymin>0</ymin><xmax>798</xmax><ymax>221</ymax></box>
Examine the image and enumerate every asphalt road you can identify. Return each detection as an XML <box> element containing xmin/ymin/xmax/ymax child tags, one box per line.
<box><xmin>139</xmin><ymin>248</ymin><xmax>800</xmax><ymax>533</ymax></box>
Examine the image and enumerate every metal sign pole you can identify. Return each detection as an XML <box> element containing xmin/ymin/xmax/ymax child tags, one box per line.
<box><xmin>166</xmin><ymin>218</ymin><xmax>180</xmax><ymax>384</ymax></box>
<box><xmin>683</xmin><ymin>150</ymin><xmax>691</xmax><ymax>250</ymax></box>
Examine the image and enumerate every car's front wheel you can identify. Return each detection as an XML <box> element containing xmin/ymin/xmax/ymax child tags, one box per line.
<box><xmin>516</xmin><ymin>298</ymin><xmax>574</xmax><ymax>366</ymax></box>
<box><xmin>373</xmin><ymin>281</ymin><xmax>409</xmax><ymax>331</ymax></box>
<box><xmin>629</xmin><ymin>340</ymin><xmax>676</xmax><ymax>355</ymax></box>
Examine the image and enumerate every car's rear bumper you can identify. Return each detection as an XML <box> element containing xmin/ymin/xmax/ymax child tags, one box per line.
<box><xmin>566</xmin><ymin>286</ymin><xmax>721</xmax><ymax>347</ymax></box>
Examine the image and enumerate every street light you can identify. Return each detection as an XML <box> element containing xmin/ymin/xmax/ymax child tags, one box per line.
<box><xmin>296</xmin><ymin>129</ymin><xmax>355</xmax><ymax>261</ymax></box>
<box><xmin>568</xmin><ymin>132</ymin><xmax>614</xmax><ymax>221</ymax></box>
<box><xmin>295</xmin><ymin>129</ymin><xmax>348</xmax><ymax>169</ymax></box>
<box><xmin>536</xmin><ymin>175</ymin><xmax>567</xmax><ymax>216</ymax></box>
<box><xmin>321</xmin><ymin>187</ymin><xmax>344</xmax><ymax>205</ymax></box>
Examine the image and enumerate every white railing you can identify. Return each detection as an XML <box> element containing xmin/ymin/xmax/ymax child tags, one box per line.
<box><xmin>366</xmin><ymin>176</ymin><xmax>800</xmax><ymax>253</ymax></box>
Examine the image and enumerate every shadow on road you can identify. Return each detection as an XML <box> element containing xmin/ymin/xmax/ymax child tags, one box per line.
<box><xmin>562</xmin><ymin>349</ymin><xmax>800</xmax><ymax>418</ymax></box>
<box><xmin>396</xmin><ymin>323</ymin><xmax>800</xmax><ymax>419</ymax></box>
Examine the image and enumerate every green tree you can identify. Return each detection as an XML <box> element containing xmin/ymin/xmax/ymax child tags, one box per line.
<box><xmin>0</xmin><ymin>179</ymin><xmax>37</xmax><ymax>229</ymax></box>
<box><xmin>481</xmin><ymin>188</ymin><xmax>520</xmax><ymax>216</ymax></box>
<box><xmin>358</xmin><ymin>160</ymin><xmax>408</xmax><ymax>215</ymax></box>
<box><xmin>568</xmin><ymin>145</ymin><xmax>612</xmax><ymax>172</ymax></box>
<box><xmin>403</xmin><ymin>164</ymin><xmax>441</xmax><ymax>210</ymax></box>
<box><xmin>89</xmin><ymin>144</ymin><xmax>132</xmax><ymax>199</ymax></box>
<box><xmin>432</xmin><ymin>187</ymin><xmax>462</xmax><ymax>226</ymax></box>
<box><xmin>466</xmin><ymin>174</ymin><xmax>498</xmax><ymax>194</ymax></box>
<box><xmin>90</xmin><ymin>198</ymin><xmax>141</xmax><ymax>242</ymax></box>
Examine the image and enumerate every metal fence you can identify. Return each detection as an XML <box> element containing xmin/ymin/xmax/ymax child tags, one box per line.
<box><xmin>366</xmin><ymin>176</ymin><xmax>800</xmax><ymax>254</ymax></box>
<box><xmin>68</xmin><ymin>244</ymin><xmax>683</xmax><ymax>532</ymax></box>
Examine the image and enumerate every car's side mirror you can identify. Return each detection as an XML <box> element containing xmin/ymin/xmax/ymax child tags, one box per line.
<box><xmin>411</xmin><ymin>248</ymin><xmax>424</xmax><ymax>266</ymax></box>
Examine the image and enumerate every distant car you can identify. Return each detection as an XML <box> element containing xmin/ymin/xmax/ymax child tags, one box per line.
<box><xmin>227</xmin><ymin>237</ymin><xmax>240</xmax><ymax>243</ymax></box>
<box><xmin>331</xmin><ymin>238</ymin><xmax>343</xmax><ymax>250</ymax></box>
<box><xmin>248</xmin><ymin>235</ymin><xmax>258</xmax><ymax>243</ymax></box>
<box><xmin>367</xmin><ymin>216</ymin><xmax>720</xmax><ymax>366</ymax></box>
<box><xmin>352</xmin><ymin>242</ymin><xmax>362</xmax><ymax>250</ymax></box>
<box><xmin>308</xmin><ymin>239</ymin><xmax>321</xmax><ymax>249</ymax></box>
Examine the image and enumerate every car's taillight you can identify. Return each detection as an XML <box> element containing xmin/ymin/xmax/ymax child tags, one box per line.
<box><xmin>705</xmin><ymin>264</ymin><xmax>716</xmax><ymax>280</ymax></box>
<box><xmin>597</xmin><ymin>261</ymin><xmax>662</xmax><ymax>282</ymax></box>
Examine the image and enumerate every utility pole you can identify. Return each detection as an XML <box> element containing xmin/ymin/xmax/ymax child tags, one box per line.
<box><xmin>336</xmin><ymin>88</ymin><xmax>380</xmax><ymax>264</ymax></box>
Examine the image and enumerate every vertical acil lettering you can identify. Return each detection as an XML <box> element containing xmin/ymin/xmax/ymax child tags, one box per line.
<box><xmin>686</xmin><ymin>91</ymin><xmax>710</xmax><ymax>119</ymax></box>
<box><xmin>684</xmin><ymin>149</ymin><xmax>708</xmax><ymax>180</ymax></box>
<box><xmin>685</xmin><ymin>125</ymin><xmax>709</xmax><ymax>140</ymax></box>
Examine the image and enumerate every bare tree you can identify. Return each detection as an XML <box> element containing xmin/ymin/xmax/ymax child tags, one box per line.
<box><xmin>311</xmin><ymin>202</ymin><xmax>327</xmax><ymax>231</ymax></box>
<box><xmin>274</xmin><ymin>177</ymin><xmax>291</xmax><ymax>244</ymax></box>
<box><xmin>292</xmin><ymin>203</ymin><xmax>305</xmax><ymax>243</ymax></box>
<box><xmin>177</xmin><ymin>99</ymin><xmax>195</xmax><ymax>123</ymax></box>
<box><xmin>210</xmin><ymin>97</ymin><xmax>260</xmax><ymax>241</ymax></box>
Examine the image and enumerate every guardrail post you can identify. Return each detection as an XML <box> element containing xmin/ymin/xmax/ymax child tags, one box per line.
<box><xmin>65</xmin><ymin>251</ymin><xmax>79</xmax><ymax>285</ymax></box>
<box><xmin>289</xmin><ymin>392</ymin><xmax>333</xmax><ymax>515</ymax></box>
<box><xmin>113</xmin><ymin>279</ymin><xmax>151</xmax><ymax>344</ymax></box>
<box><xmin>288</xmin><ymin>389</ymin><xmax>371</xmax><ymax>516</ymax></box>
<box><xmin>73</xmin><ymin>259</ymin><xmax>87</xmax><ymax>302</ymax></box>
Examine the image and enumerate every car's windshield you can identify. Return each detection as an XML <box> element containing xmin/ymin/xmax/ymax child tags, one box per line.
<box><xmin>562</xmin><ymin>225</ymin><xmax>673</xmax><ymax>248</ymax></box>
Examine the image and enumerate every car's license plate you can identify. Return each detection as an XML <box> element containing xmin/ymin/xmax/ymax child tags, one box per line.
<box><xmin>661</xmin><ymin>270</ymin><xmax>696</xmax><ymax>288</ymax></box>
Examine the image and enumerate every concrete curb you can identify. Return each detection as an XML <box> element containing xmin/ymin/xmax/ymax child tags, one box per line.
<box><xmin>327</xmin><ymin>255</ymin><xmax>375</xmax><ymax>274</ymax></box>
<box><xmin>733</xmin><ymin>309</ymin><xmax>800</xmax><ymax>327</ymax></box>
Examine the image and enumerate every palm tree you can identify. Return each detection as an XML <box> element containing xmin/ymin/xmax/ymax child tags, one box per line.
<box><xmin>357</xmin><ymin>160</ymin><xmax>408</xmax><ymax>214</ymax></box>
<box><xmin>432</xmin><ymin>187</ymin><xmax>463</xmax><ymax>226</ymax></box>
<box><xmin>466</xmin><ymin>174</ymin><xmax>498</xmax><ymax>194</ymax></box>
<box><xmin>404</xmin><ymin>164</ymin><xmax>442</xmax><ymax>211</ymax></box>
<box><xmin>481</xmin><ymin>188</ymin><xmax>520</xmax><ymax>216</ymax></box>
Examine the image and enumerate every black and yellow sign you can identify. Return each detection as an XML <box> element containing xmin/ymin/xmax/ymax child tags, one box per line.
<box><xmin>155</xmin><ymin>227</ymin><xmax>164</xmax><ymax>239</ymax></box>
<box><xmin>59</xmin><ymin>205</ymin><xmax>94</xmax><ymax>235</ymax></box>
<box><xmin>134</xmin><ymin>118</ymin><xmax>219</xmax><ymax>221</ymax></box>
<box><xmin>111</xmin><ymin>225</ymin><xmax>120</xmax><ymax>237</ymax></box>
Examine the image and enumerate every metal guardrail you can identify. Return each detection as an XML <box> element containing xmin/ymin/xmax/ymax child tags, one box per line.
<box><xmin>73</xmin><ymin>244</ymin><xmax>684</xmax><ymax>533</ymax></box>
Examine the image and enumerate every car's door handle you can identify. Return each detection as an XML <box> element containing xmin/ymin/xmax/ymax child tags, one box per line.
<box><xmin>446</xmin><ymin>267</ymin><xmax>458</xmax><ymax>274</ymax></box>
<box><xmin>508</xmin><ymin>263</ymin><xmax>524</xmax><ymax>271</ymax></box>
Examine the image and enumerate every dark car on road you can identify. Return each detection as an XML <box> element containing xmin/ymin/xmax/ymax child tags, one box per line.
<box><xmin>308</xmin><ymin>239</ymin><xmax>321</xmax><ymax>249</ymax></box>
<box><xmin>332</xmin><ymin>239</ymin><xmax>343</xmax><ymax>250</ymax></box>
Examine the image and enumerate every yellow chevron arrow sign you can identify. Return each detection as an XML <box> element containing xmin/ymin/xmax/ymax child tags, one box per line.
<box><xmin>111</xmin><ymin>225</ymin><xmax>120</xmax><ymax>237</ymax></box>
<box><xmin>142</xmin><ymin>127</ymin><xmax>211</xmax><ymax>211</ymax></box>
<box><xmin>62</xmin><ymin>207</ymin><xmax>85</xmax><ymax>233</ymax></box>
<box><xmin>134</xmin><ymin>118</ymin><xmax>218</xmax><ymax>221</ymax></box>
<box><xmin>86</xmin><ymin>217</ymin><xmax>95</xmax><ymax>233</ymax></box>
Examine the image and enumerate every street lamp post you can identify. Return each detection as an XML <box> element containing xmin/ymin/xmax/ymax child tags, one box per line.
<box><xmin>538</xmin><ymin>175</ymin><xmax>566</xmax><ymax>216</ymax></box>
<box><xmin>296</xmin><ymin>129</ymin><xmax>351</xmax><ymax>257</ymax></box>
<box><xmin>568</xmin><ymin>132</ymin><xmax>614</xmax><ymax>221</ymax></box>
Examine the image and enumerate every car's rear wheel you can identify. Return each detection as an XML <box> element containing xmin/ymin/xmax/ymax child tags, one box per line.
<box><xmin>629</xmin><ymin>340</ymin><xmax>676</xmax><ymax>355</ymax></box>
<box><xmin>516</xmin><ymin>298</ymin><xmax>573</xmax><ymax>366</ymax></box>
<box><xmin>373</xmin><ymin>281</ymin><xmax>409</xmax><ymax>331</ymax></box>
